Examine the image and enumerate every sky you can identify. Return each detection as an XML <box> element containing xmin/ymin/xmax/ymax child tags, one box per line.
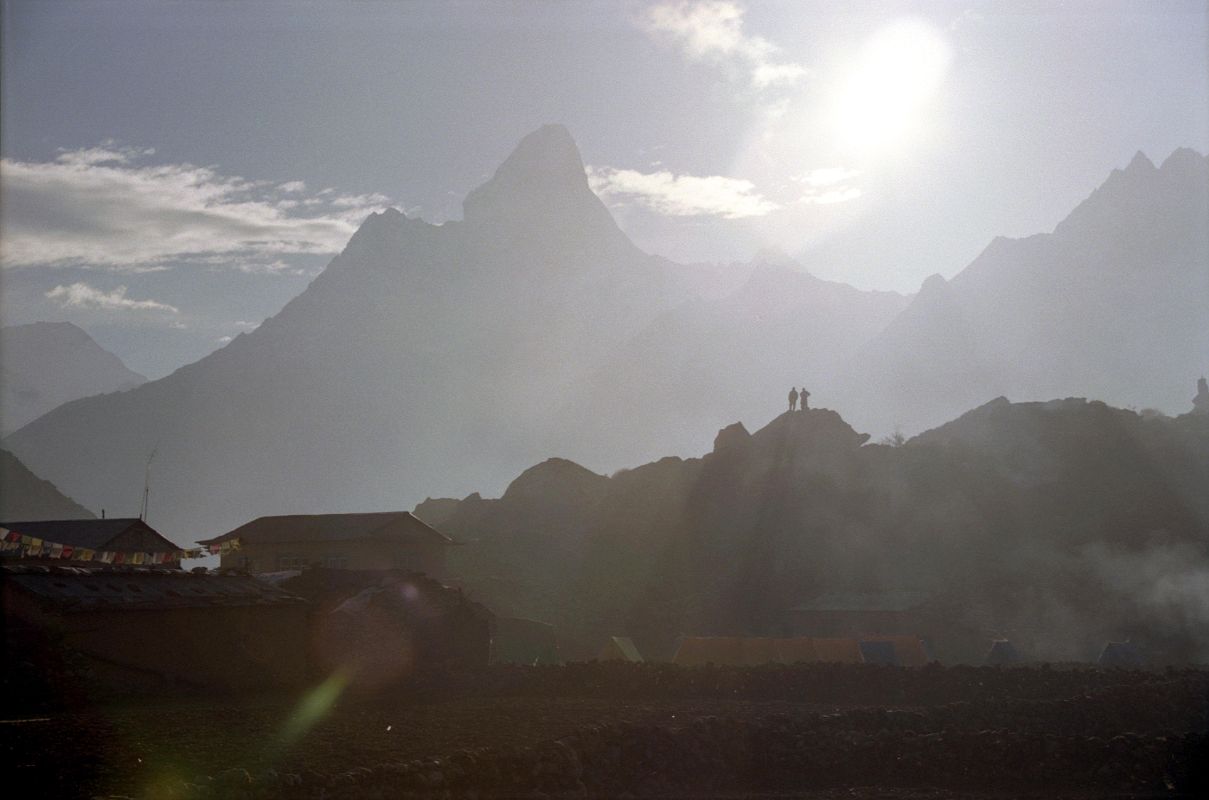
<box><xmin>2</xmin><ymin>0</ymin><xmax>1207</xmax><ymax>378</ymax></box>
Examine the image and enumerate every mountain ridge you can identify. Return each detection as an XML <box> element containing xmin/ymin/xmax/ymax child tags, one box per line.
<box><xmin>5</xmin><ymin>133</ymin><xmax>1205</xmax><ymax>539</ymax></box>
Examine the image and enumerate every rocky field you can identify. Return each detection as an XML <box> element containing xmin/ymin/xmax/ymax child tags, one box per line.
<box><xmin>3</xmin><ymin>663</ymin><xmax>1206</xmax><ymax>799</ymax></box>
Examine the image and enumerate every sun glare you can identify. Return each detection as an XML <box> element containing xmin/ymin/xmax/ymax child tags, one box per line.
<box><xmin>830</xmin><ymin>21</ymin><xmax>951</xmax><ymax>159</ymax></box>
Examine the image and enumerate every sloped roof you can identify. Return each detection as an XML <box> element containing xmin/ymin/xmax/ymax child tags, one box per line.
<box><xmin>1</xmin><ymin>518</ymin><xmax>178</xmax><ymax>552</ymax></box>
<box><xmin>789</xmin><ymin>590</ymin><xmax>932</xmax><ymax>613</ymax></box>
<box><xmin>3</xmin><ymin>564</ymin><xmax>306</xmax><ymax>611</ymax></box>
<box><xmin>198</xmin><ymin>511</ymin><xmax>453</xmax><ymax>546</ymax></box>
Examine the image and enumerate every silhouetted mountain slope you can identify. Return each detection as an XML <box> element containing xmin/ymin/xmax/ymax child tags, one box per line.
<box><xmin>833</xmin><ymin>149</ymin><xmax>1209</xmax><ymax>435</ymax></box>
<box><xmin>0</xmin><ymin>448</ymin><xmax>95</xmax><ymax>520</ymax></box>
<box><xmin>0</xmin><ymin>322</ymin><xmax>145</xmax><ymax>434</ymax></box>
<box><xmin>420</xmin><ymin>401</ymin><xmax>1209</xmax><ymax>662</ymax></box>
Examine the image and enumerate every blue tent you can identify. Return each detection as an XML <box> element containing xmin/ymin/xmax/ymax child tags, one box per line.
<box><xmin>985</xmin><ymin>639</ymin><xmax>1021</xmax><ymax>665</ymax></box>
<box><xmin>858</xmin><ymin>639</ymin><xmax>899</xmax><ymax>665</ymax></box>
<box><xmin>1098</xmin><ymin>641</ymin><xmax>1144</xmax><ymax>668</ymax></box>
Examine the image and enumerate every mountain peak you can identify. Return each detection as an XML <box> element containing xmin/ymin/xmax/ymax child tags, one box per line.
<box><xmin>1159</xmin><ymin>146</ymin><xmax>1208</xmax><ymax>174</ymax></box>
<box><xmin>462</xmin><ymin>124</ymin><xmax>624</xmax><ymax>242</ymax></box>
<box><xmin>919</xmin><ymin>273</ymin><xmax>949</xmax><ymax>294</ymax></box>
<box><xmin>1125</xmin><ymin>150</ymin><xmax>1156</xmax><ymax>173</ymax></box>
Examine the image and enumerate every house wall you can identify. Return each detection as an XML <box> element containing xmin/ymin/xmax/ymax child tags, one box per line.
<box><xmin>220</xmin><ymin>538</ymin><xmax>446</xmax><ymax>576</ymax></box>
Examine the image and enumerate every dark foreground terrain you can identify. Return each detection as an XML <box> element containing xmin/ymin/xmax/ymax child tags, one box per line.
<box><xmin>3</xmin><ymin>663</ymin><xmax>1207</xmax><ymax>799</ymax></box>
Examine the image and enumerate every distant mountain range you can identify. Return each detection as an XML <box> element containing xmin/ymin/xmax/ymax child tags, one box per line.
<box><xmin>0</xmin><ymin>447</ymin><xmax>95</xmax><ymax>521</ymax></box>
<box><xmin>4</xmin><ymin>126</ymin><xmax>1206</xmax><ymax>539</ymax></box>
<box><xmin>1</xmin><ymin>321</ymin><xmax>145</xmax><ymax>434</ymax></box>
<box><xmin>829</xmin><ymin>148</ymin><xmax>1209</xmax><ymax>435</ymax></box>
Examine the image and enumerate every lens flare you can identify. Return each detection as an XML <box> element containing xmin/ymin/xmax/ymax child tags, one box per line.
<box><xmin>276</xmin><ymin>670</ymin><xmax>350</xmax><ymax>748</ymax></box>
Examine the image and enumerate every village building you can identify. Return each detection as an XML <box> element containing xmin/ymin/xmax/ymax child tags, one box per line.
<box><xmin>0</xmin><ymin>517</ymin><xmax>183</xmax><ymax>567</ymax></box>
<box><xmin>198</xmin><ymin>511</ymin><xmax>455</xmax><ymax>575</ymax></box>
<box><xmin>3</xmin><ymin>563</ymin><xmax>310</xmax><ymax>697</ymax></box>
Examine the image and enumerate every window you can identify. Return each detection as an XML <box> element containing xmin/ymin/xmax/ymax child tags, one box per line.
<box><xmin>325</xmin><ymin>555</ymin><xmax>347</xmax><ymax>569</ymax></box>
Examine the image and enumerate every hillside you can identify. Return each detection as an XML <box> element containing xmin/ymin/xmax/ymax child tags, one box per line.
<box><xmin>1</xmin><ymin>321</ymin><xmax>145</xmax><ymax>434</ymax></box>
<box><xmin>0</xmin><ymin>447</ymin><xmax>95</xmax><ymax>520</ymax></box>
<box><xmin>419</xmin><ymin>399</ymin><xmax>1209</xmax><ymax>662</ymax></box>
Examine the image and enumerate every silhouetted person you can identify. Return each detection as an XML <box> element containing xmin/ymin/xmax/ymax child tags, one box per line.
<box><xmin>799</xmin><ymin>387</ymin><xmax>811</xmax><ymax>409</ymax></box>
<box><xmin>1194</xmin><ymin>376</ymin><xmax>1209</xmax><ymax>415</ymax></box>
<box><xmin>788</xmin><ymin>387</ymin><xmax>799</xmax><ymax>412</ymax></box>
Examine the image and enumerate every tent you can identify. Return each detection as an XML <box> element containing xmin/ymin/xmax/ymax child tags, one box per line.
<box><xmin>773</xmin><ymin>637</ymin><xmax>819</xmax><ymax>664</ymax></box>
<box><xmin>878</xmin><ymin>635</ymin><xmax>930</xmax><ymax>667</ymax></box>
<box><xmin>811</xmin><ymin>638</ymin><xmax>864</xmax><ymax>664</ymax></box>
<box><xmin>740</xmin><ymin>637</ymin><xmax>783</xmax><ymax>666</ymax></box>
<box><xmin>1098</xmin><ymin>641</ymin><xmax>1144</xmax><ymax>668</ymax></box>
<box><xmin>597</xmin><ymin>636</ymin><xmax>643</xmax><ymax>663</ymax></box>
<box><xmin>985</xmin><ymin>639</ymin><xmax>1021</xmax><ymax>665</ymax></box>
<box><xmin>858</xmin><ymin>639</ymin><xmax>899</xmax><ymax>665</ymax></box>
<box><xmin>672</xmin><ymin>637</ymin><xmax>747</xmax><ymax>666</ymax></box>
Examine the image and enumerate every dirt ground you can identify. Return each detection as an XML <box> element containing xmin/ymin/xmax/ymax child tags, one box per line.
<box><xmin>3</xmin><ymin>663</ymin><xmax>1206</xmax><ymax>799</ymax></box>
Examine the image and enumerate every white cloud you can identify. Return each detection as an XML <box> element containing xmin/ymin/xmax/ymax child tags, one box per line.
<box><xmin>639</xmin><ymin>1</ymin><xmax>807</xmax><ymax>90</ymax></box>
<box><xmin>587</xmin><ymin>165</ymin><xmax>778</xmax><ymax>218</ymax></box>
<box><xmin>331</xmin><ymin>192</ymin><xmax>391</xmax><ymax>208</ymax></box>
<box><xmin>45</xmin><ymin>282</ymin><xmax>180</xmax><ymax>314</ymax></box>
<box><xmin>0</xmin><ymin>145</ymin><xmax>394</xmax><ymax>270</ymax></box>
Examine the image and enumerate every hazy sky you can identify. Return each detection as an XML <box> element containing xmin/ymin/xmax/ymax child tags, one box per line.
<box><xmin>2</xmin><ymin>1</ymin><xmax>1207</xmax><ymax>377</ymax></box>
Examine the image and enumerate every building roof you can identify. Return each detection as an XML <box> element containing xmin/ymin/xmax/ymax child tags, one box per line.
<box><xmin>1</xmin><ymin>518</ymin><xmax>179</xmax><ymax>553</ymax></box>
<box><xmin>3</xmin><ymin>564</ymin><xmax>307</xmax><ymax>611</ymax></box>
<box><xmin>197</xmin><ymin>511</ymin><xmax>454</xmax><ymax>547</ymax></box>
<box><xmin>788</xmin><ymin>590</ymin><xmax>932</xmax><ymax>613</ymax></box>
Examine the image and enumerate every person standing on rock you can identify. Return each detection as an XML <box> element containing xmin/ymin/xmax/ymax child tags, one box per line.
<box><xmin>799</xmin><ymin>387</ymin><xmax>811</xmax><ymax>409</ymax></box>
<box><xmin>788</xmin><ymin>387</ymin><xmax>799</xmax><ymax>412</ymax></box>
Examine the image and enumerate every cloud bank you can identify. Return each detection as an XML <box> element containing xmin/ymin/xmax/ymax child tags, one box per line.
<box><xmin>587</xmin><ymin>166</ymin><xmax>779</xmax><ymax>218</ymax></box>
<box><xmin>0</xmin><ymin>144</ymin><xmax>394</xmax><ymax>270</ymax></box>
<box><xmin>45</xmin><ymin>282</ymin><xmax>179</xmax><ymax>314</ymax></box>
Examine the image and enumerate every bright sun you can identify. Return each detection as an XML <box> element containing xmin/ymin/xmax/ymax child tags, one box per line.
<box><xmin>830</xmin><ymin>21</ymin><xmax>951</xmax><ymax>160</ymax></box>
